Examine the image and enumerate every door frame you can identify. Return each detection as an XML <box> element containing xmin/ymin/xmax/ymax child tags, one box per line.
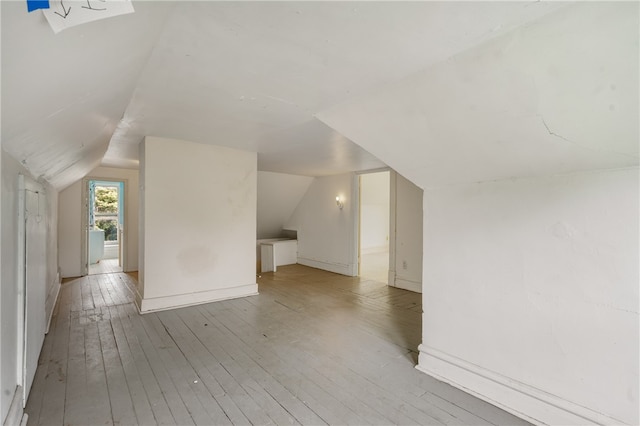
<box><xmin>17</xmin><ymin>174</ymin><xmax>26</xmax><ymax>401</ymax></box>
<box><xmin>81</xmin><ymin>177</ymin><xmax>128</xmax><ymax>276</ymax></box>
<box><xmin>17</xmin><ymin>174</ymin><xmax>48</xmax><ymax>406</ymax></box>
<box><xmin>353</xmin><ymin>167</ymin><xmax>392</xmax><ymax>282</ymax></box>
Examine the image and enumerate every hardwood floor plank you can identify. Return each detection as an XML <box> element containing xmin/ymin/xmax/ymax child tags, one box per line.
<box><xmin>82</xmin><ymin>321</ymin><xmax>114</xmax><ymax>425</ymax></box>
<box><xmin>63</xmin><ymin>301</ymin><xmax>90</xmax><ymax>426</ymax></box>
<box><xmin>89</xmin><ymin>274</ymin><xmax>107</xmax><ymax>310</ymax></box>
<box><xmin>115</xmin><ymin>304</ymin><xmax>177</xmax><ymax>425</ymax></box>
<box><xmin>216</xmin><ymin>298</ymin><xmax>427</xmax><ymax>425</ymax></box>
<box><xmin>107</xmin><ymin>305</ymin><xmax>158</xmax><ymax>425</ymax></box>
<box><xmin>161</xmin><ymin>310</ymin><xmax>249</xmax><ymax>426</ymax></box>
<box><xmin>25</xmin><ymin>282</ymin><xmax>64</xmax><ymax>425</ymax></box>
<box><xmin>106</xmin><ymin>273</ymin><xmax>133</xmax><ymax>306</ymax></box>
<box><xmin>193</xmin><ymin>305</ymin><xmax>321</xmax><ymax>425</ymax></box>
<box><xmin>235</xmin><ymin>276</ymin><xmax>472</xmax><ymax>425</ymax></box>
<box><xmin>25</xmin><ymin>265</ymin><xmax>530</xmax><ymax>426</ymax></box>
<box><xmin>69</xmin><ymin>279</ymin><xmax>83</xmax><ymax>314</ymax></box>
<box><xmin>97</xmin><ymin>319</ymin><xmax>138</xmax><ymax>425</ymax></box>
<box><xmin>209</xmin><ymin>299</ymin><xmax>380</xmax><ymax>425</ymax></box>
<box><xmin>140</xmin><ymin>313</ymin><xmax>220</xmax><ymax>425</ymax></box>
<box><xmin>80</xmin><ymin>278</ymin><xmax>95</xmax><ymax>312</ymax></box>
<box><xmin>117</xmin><ymin>304</ymin><xmax>191</xmax><ymax>425</ymax></box>
<box><xmin>89</xmin><ymin>258</ymin><xmax>122</xmax><ymax>275</ymax></box>
<box><xmin>123</xmin><ymin>306</ymin><xmax>196</xmax><ymax>425</ymax></box>
<box><xmin>96</xmin><ymin>273</ymin><xmax>116</xmax><ymax>307</ymax></box>
<box><xmin>174</xmin><ymin>308</ymin><xmax>279</xmax><ymax>426</ymax></box>
<box><xmin>219</xmin><ymin>297</ymin><xmax>400</xmax><ymax>424</ymax></box>
<box><xmin>153</xmin><ymin>311</ymin><xmax>235</xmax><ymax>426</ymax></box>
<box><xmin>36</xmin><ymin>281</ymin><xmax>73</xmax><ymax>425</ymax></box>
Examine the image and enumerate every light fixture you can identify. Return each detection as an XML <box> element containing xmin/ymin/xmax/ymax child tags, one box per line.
<box><xmin>336</xmin><ymin>196</ymin><xmax>344</xmax><ymax>209</ymax></box>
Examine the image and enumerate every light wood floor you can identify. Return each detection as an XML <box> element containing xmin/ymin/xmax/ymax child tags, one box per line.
<box><xmin>89</xmin><ymin>258</ymin><xmax>123</xmax><ymax>275</ymax></box>
<box><xmin>360</xmin><ymin>248</ymin><xmax>389</xmax><ymax>284</ymax></box>
<box><xmin>25</xmin><ymin>265</ymin><xmax>529</xmax><ymax>426</ymax></box>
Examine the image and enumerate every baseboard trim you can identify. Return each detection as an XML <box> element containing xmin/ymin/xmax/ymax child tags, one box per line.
<box><xmin>391</xmin><ymin>277</ymin><xmax>421</xmax><ymax>293</ymax></box>
<box><xmin>298</xmin><ymin>257</ymin><xmax>355</xmax><ymax>276</ymax></box>
<box><xmin>137</xmin><ymin>283</ymin><xmax>258</xmax><ymax>314</ymax></box>
<box><xmin>44</xmin><ymin>277</ymin><xmax>61</xmax><ymax>334</ymax></box>
<box><xmin>3</xmin><ymin>386</ymin><xmax>24</xmax><ymax>426</ymax></box>
<box><xmin>416</xmin><ymin>345</ymin><xmax>625</xmax><ymax>426</ymax></box>
<box><xmin>134</xmin><ymin>287</ymin><xmax>144</xmax><ymax>314</ymax></box>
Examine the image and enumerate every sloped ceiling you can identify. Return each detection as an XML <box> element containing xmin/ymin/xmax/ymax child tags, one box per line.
<box><xmin>257</xmin><ymin>171</ymin><xmax>313</xmax><ymax>239</ymax></box>
<box><xmin>3</xmin><ymin>1</ymin><xmax>611</xmax><ymax>192</ymax></box>
<box><xmin>1</xmin><ymin>1</ymin><xmax>172</xmax><ymax>189</ymax></box>
<box><xmin>317</xmin><ymin>2</ymin><xmax>639</xmax><ymax>188</ymax></box>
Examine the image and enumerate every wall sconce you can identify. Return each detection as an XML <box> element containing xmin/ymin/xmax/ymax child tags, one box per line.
<box><xmin>336</xmin><ymin>196</ymin><xmax>344</xmax><ymax>209</ymax></box>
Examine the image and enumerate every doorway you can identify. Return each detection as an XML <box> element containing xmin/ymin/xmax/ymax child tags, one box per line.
<box><xmin>83</xmin><ymin>179</ymin><xmax>125</xmax><ymax>275</ymax></box>
<box><xmin>358</xmin><ymin>171</ymin><xmax>391</xmax><ymax>283</ymax></box>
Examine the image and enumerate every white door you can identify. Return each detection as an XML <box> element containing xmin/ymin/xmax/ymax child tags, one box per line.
<box><xmin>19</xmin><ymin>175</ymin><xmax>47</xmax><ymax>405</ymax></box>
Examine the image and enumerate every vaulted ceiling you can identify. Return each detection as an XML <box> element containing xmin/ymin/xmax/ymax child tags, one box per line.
<box><xmin>2</xmin><ymin>1</ymin><xmax>637</xmax><ymax>191</ymax></box>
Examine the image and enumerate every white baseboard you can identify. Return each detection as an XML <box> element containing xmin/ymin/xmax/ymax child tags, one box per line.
<box><xmin>298</xmin><ymin>257</ymin><xmax>356</xmax><ymax>276</ymax></box>
<box><xmin>3</xmin><ymin>386</ymin><xmax>24</xmax><ymax>426</ymax></box>
<box><xmin>416</xmin><ymin>345</ymin><xmax>625</xmax><ymax>426</ymax></box>
<box><xmin>44</xmin><ymin>277</ymin><xmax>61</xmax><ymax>334</ymax></box>
<box><xmin>391</xmin><ymin>276</ymin><xmax>421</xmax><ymax>293</ymax></box>
<box><xmin>136</xmin><ymin>283</ymin><xmax>258</xmax><ymax>314</ymax></box>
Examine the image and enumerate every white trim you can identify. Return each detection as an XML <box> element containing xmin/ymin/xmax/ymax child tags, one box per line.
<box><xmin>351</xmin><ymin>173</ymin><xmax>360</xmax><ymax>277</ymax></box>
<box><xmin>388</xmin><ymin>171</ymin><xmax>398</xmax><ymax>289</ymax></box>
<box><xmin>355</xmin><ymin>170</ymin><xmax>394</xmax><ymax>282</ymax></box>
<box><xmin>81</xmin><ymin>178</ymin><xmax>89</xmax><ymax>276</ymax></box>
<box><xmin>135</xmin><ymin>283</ymin><xmax>258</xmax><ymax>314</ymax></box>
<box><xmin>3</xmin><ymin>386</ymin><xmax>24</xmax><ymax>426</ymax></box>
<box><xmin>416</xmin><ymin>345</ymin><xmax>625</xmax><ymax>426</ymax></box>
<box><xmin>44</xmin><ymin>275</ymin><xmax>61</xmax><ymax>334</ymax></box>
<box><xmin>81</xmin><ymin>177</ymin><xmax>128</xmax><ymax>276</ymax></box>
<box><xmin>16</xmin><ymin>175</ymin><xmax>26</xmax><ymax>395</ymax></box>
<box><xmin>391</xmin><ymin>277</ymin><xmax>421</xmax><ymax>293</ymax></box>
<box><xmin>297</xmin><ymin>257</ymin><xmax>355</xmax><ymax>276</ymax></box>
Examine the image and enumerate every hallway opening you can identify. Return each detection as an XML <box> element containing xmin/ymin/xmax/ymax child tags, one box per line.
<box><xmin>358</xmin><ymin>170</ymin><xmax>391</xmax><ymax>284</ymax></box>
<box><xmin>83</xmin><ymin>179</ymin><xmax>125</xmax><ymax>276</ymax></box>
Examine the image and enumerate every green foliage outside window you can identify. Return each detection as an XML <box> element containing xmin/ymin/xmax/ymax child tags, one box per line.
<box><xmin>94</xmin><ymin>186</ymin><xmax>118</xmax><ymax>241</ymax></box>
<box><xmin>95</xmin><ymin>187</ymin><xmax>118</xmax><ymax>213</ymax></box>
<box><xmin>96</xmin><ymin>219</ymin><xmax>118</xmax><ymax>241</ymax></box>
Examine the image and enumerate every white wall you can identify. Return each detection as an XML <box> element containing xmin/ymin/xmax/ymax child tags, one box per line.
<box><xmin>2</xmin><ymin>153</ymin><xmax>27</xmax><ymax>422</ymax></box>
<box><xmin>138</xmin><ymin>141</ymin><xmax>146</xmax><ymax>296</ymax></box>
<box><xmin>58</xmin><ymin>166</ymin><xmax>139</xmax><ymax>278</ymax></box>
<box><xmin>389</xmin><ymin>172</ymin><xmax>423</xmax><ymax>293</ymax></box>
<box><xmin>418</xmin><ymin>168</ymin><xmax>639</xmax><ymax>425</ymax></box>
<box><xmin>257</xmin><ymin>171</ymin><xmax>313</xmax><ymax>239</ymax></box>
<box><xmin>44</xmin><ymin>182</ymin><xmax>59</xmax><ymax>327</ymax></box>
<box><xmin>138</xmin><ymin>137</ymin><xmax>257</xmax><ymax>313</ymax></box>
<box><xmin>315</xmin><ymin>3</ymin><xmax>638</xmax><ymax>424</ymax></box>
<box><xmin>0</xmin><ymin>141</ymin><xmax>3</xmax><ymax>425</ymax></box>
<box><xmin>360</xmin><ymin>171</ymin><xmax>389</xmax><ymax>250</ymax></box>
<box><xmin>1</xmin><ymin>152</ymin><xmax>59</xmax><ymax>424</ymax></box>
<box><xmin>285</xmin><ymin>173</ymin><xmax>357</xmax><ymax>276</ymax></box>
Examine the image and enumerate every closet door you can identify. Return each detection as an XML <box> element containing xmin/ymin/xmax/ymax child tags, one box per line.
<box><xmin>19</xmin><ymin>175</ymin><xmax>47</xmax><ymax>405</ymax></box>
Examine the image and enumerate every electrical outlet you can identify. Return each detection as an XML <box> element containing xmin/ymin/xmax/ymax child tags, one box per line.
<box><xmin>402</xmin><ymin>260</ymin><xmax>408</xmax><ymax>270</ymax></box>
